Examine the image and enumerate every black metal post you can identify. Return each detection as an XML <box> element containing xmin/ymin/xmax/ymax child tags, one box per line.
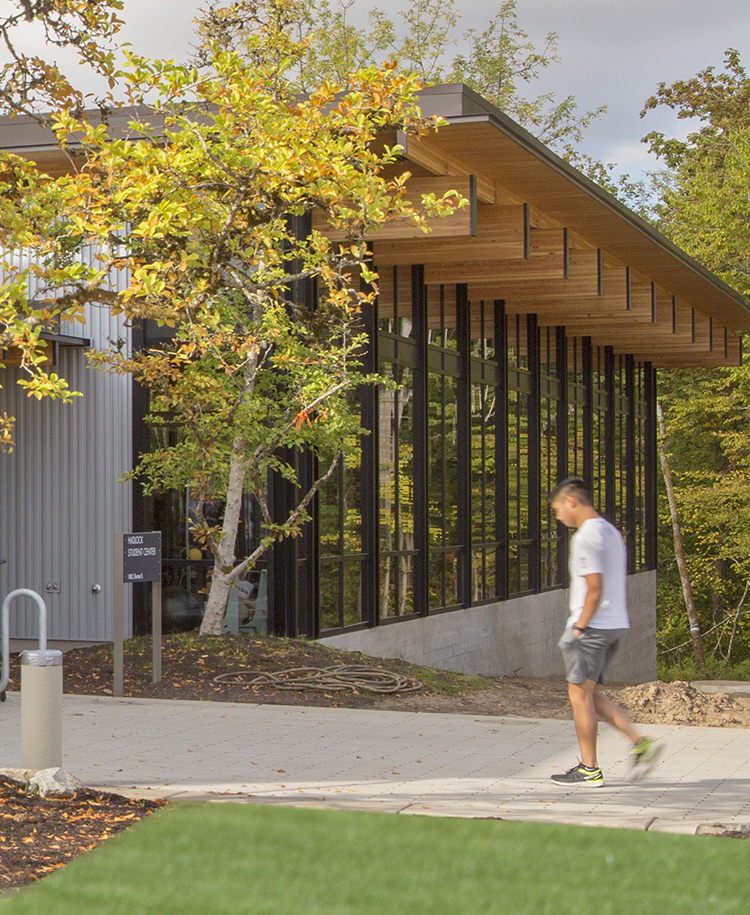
<box><xmin>455</xmin><ymin>284</ymin><xmax>473</xmax><ymax>606</ymax></box>
<box><xmin>495</xmin><ymin>301</ymin><xmax>509</xmax><ymax>600</ymax></box>
<box><xmin>267</xmin><ymin>451</ymin><xmax>299</xmax><ymax>638</ymax></box>
<box><xmin>625</xmin><ymin>354</ymin><xmax>637</xmax><ymax>573</ymax></box>
<box><xmin>360</xmin><ymin>297</ymin><xmax>379</xmax><ymax>626</ymax></box>
<box><xmin>296</xmin><ymin>447</ymin><xmax>318</xmax><ymax>637</ymax></box>
<box><xmin>527</xmin><ymin>314</ymin><xmax>541</xmax><ymax>593</ymax></box>
<box><xmin>644</xmin><ymin>362</ymin><xmax>658</xmax><ymax>570</ymax></box>
<box><xmin>555</xmin><ymin>326</ymin><xmax>569</xmax><ymax>585</ymax></box>
<box><xmin>604</xmin><ymin>346</ymin><xmax>616</xmax><ymax>522</ymax></box>
<box><xmin>269</xmin><ymin>213</ymin><xmax>317</xmax><ymax>637</ymax></box>
<box><xmin>582</xmin><ymin>337</ymin><xmax>594</xmax><ymax>491</ymax></box>
<box><xmin>411</xmin><ymin>265</ymin><xmax>429</xmax><ymax>616</ymax></box>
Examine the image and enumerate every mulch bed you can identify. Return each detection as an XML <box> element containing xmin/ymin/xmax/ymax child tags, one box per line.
<box><xmin>4</xmin><ymin>633</ymin><xmax>479</xmax><ymax>710</ymax></box>
<box><xmin>0</xmin><ymin>776</ymin><xmax>164</xmax><ymax>892</ymax></box>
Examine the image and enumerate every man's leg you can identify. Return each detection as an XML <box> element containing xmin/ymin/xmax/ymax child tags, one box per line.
<box><xmin>593</xmin><ymin>686</ymin><xmax>641</xmax><ymax>745</ymax></box>
<box><xmin>567</xmin><ymin>679</ymin><xmax>599</xmax><ymax>768</ymax></box>
<box><xmin>551</xmin><ymin>678</ymin><xmax>604</xmax><ymax>785</ymax></box>
<box><xmin>594</xmin><ymin>686</ymin><xmax>665</xmax><ymax>780</ymax></box>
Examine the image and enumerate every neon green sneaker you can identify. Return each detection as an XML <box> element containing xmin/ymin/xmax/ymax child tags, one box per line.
<box><xmin>629</xmin><ymin>737</ymin><xmax>664</xmax><ymax>781</ymax></box>
<box><xmin>550</xmin><ymin>764</ymin><xmax>605</xmax><ymax>787</ymax></box>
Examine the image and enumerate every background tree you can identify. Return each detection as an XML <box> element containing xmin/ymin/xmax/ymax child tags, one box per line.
<box><xmin>197</xmin><ymin>0</ymin><xmax>606</xmax><ymax>160</ymax></box>
<box><xmin>0</xmin><ymin>0</ymin><xmax>123</xmax><ymax>119</ymax></box>
<box><xmin>1</xmin><ymin>0</ymin><xmax>464</xmax><ymax>635</ymax></box>
<box><xmin>641</xmin><ymin>50</ymin><xmax>750</xmax><ymax>670</ymax></box>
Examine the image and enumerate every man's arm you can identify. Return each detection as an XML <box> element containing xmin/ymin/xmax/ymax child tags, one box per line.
<box><xmin>574</xmin><ymin>572</ymin><xmax>603</xmax><ymax>636</ymax></box>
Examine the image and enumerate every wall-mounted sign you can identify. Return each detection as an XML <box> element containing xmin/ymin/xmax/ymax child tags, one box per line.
<box><xmin>122</xmin><ymin>532</ymin><xmax>161</xmax><ymax>583</ymax></box>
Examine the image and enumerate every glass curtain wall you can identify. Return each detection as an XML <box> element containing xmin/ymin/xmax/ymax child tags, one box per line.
<box><xmin>292</xmin><ymin>286</ymin><xmax>657</xmax><ymax>636</ymax></box>
<box><xmin>377</xmin><ymin>266</ymin><xmax>418</xmax><ymax>620</ymax></box>
<box><xmin>613</xmin><ymin>353</ymin><xmax>628</xmax><ymax>533</ymax></box>
<box><xmin>566</xmin><ymin>338</ymin><xmax>588</xmax><ymax>480</ymax></box>
<box><xmin>317</xmin><ymin>386</ymin><xmax>366</xmax><ymax>630</ymax></box>
<box><xmin>426</xmin><ymin>286</ymin><xmax>461</xmax><ymax>612</ymax></box>
<box><xmin>377</xmin><ymin>361</ymin><xmax>416</xmax><ymax>619</ymax></box>
<box><xmin>591</xmin><ymin>346</ymin><xmax>607</xmax><ymax>515</ymax></box>
<box><xmin>507</xmin><ymin>314</ymin><xmax>534</xmax><ymax>596</ymax></box>
<box><xmin>540</xmin><ymin>327</ymin><xmax>565</xmax><ymax>590</ymax></box>
<box><xmin>632</xmin><ymin>361</ymin><xmax>648</xmax><ymax>571</ymax></box>
<box><xmin>469</xmin><ymin>300</ymin><xmax>503</xmax><ymax>603</ymax></box>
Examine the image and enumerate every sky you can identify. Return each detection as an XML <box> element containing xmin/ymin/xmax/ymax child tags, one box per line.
<box><xmin>37</xmin><ymin>0</ymin><xmax>750</xmax><ymax>179</ymax></box>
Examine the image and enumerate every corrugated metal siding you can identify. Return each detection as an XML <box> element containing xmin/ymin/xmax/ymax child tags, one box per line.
<box><xmin>0</xmin><ymin>303</ymin><xmax>133</xmax><ymax>640</ymax></box>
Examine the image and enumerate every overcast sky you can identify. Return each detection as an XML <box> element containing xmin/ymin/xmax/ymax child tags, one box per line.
<box><xmin>93</xmin><ymin>1</ymin><xmax>750</xmax><ymax>178</ymax></box>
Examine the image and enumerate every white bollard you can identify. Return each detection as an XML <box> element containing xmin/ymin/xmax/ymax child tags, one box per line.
<box><xmin>20</xmin><ymin>649</ymin><xmax>63</xmax><ymax>771</ymax></box>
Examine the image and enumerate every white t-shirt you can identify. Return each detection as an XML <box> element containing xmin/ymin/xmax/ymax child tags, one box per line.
<box><xmin>567</xmin><ymin>516</ymin><xmax>629</xmax><ymax>630</ymax></box>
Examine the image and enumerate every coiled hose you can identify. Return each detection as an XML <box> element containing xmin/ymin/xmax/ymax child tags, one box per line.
<box><xmin>213</xmin><ymin>664</ymin><xmax>422</xmax><ymax>694</ymax></box>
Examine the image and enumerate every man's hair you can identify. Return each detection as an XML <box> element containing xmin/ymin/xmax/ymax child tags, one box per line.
<box><xmin>548</xmin><ymin>477</ymin><xmax>593</xmax><ymax>506</ymax></box>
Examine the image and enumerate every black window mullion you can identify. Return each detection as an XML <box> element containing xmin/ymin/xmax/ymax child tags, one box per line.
<box><xmin>455</xmin><ymin>283</ymin><xmax>472</xmax><ymax>606</ymax></box>
<box><xmin>555</xmin><ymin>326</ymin><xmax>569</xmax><ymax>587</ymax></box>
<box><xmin>297</xmin><ymin>446</ymin><xmax>318</xmax><ymax>638</ymax></box>
<box><xmin>411</xmin><ymin>264</ymin><xmax>429</xmax><ymax>616</ymax></box>
<box><xmin>625</xmin><ymin>354</ymin><xmax>637</xmax><ymax>574</ymax></box>
<box><xmin>527</xmin><ymin>314</ymin><xmax>541</xmax><ymax>593</ymax></box>
<box><xmin>393</xmin><ymin>383</ymin><xmax>401</xmax><ymax>617</ymax></box>
<box><xmin>337</xmin><ymin>459</ymin><xmax>345</xmax><ymax>628</ymax></box>
<box><xmin>495</xmin><ymin>300</ymin><xmax>509</xmax><ymax>600</ymax></box>
<box><xmin>644</xmin><ymin>362</ymin><xmax>658</xmax><ymax>570</ymax></box>
<box><xmin>360</xmin><ymin>297</ymin><xmax>378</xmax><ymax>626</ymax></box>
<box><xmin>604</xmin><ymin>345</ymin><xmax>616</xmax><ymax>522</ymax></box>
<box><xmin>440</xmin><ymin>372</ymin><xmax>447</xmax><ymax>608</ymax></box>
<box><xmin>582</xmin><ymin>337</ymin><xmax>594</xmax><ymax>489</ymax></box>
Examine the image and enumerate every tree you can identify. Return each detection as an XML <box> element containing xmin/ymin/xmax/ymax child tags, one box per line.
<box><xmin>643</xmin><ymin>50</ymin><xmax>750</xmax><ymax>294</ymax></box>
<box><xmin>0</xmin><ymin>0</ymin><xmax>123</xmax><ymax>119</ymax></box>
<box><xmin>0</xmin><ymin>0</ymin><xmax>464</xmax><ymax>635</ymax></box>
<box><xmin>641</xmin><ymin>51</ymin><xmax>750</xmax><ymax>667</ymax></box>
<box><xmin>447</xmin><ymin>2</ymin><xmax>605</xmax><ymax>150</ymax></box>
<box><xmin>198</xmin><ymin>0</ymin><xmax>606</xmax><ymax>160</ymax></box>
<box><xmin>0</xmin><ymin>1</ymin><xmax>125</xmax><ymax>448</ymax></box>
<box><xmin>657</xmin><ymin>400</ymin><xmax>704</xmax><ymax>669</ymax></box>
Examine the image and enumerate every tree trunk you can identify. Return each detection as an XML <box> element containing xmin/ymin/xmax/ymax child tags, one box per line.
<box><xmin>199</xmin><ymin>438</ymin><xmax>247</xmax><ymax>636</ymax></box>
<box><xmin>200</xmin><ymin>565</ymin><xmax>235</xmax><ymax>636</ymax></box>
<box><xmin>657</xmin><ymin>400</ymin><xmax>705</xmax><ymax>669</ymax></box>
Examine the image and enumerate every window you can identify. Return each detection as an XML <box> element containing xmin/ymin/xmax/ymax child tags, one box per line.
<box><xmin>469</xmin><ymin>300</ymin><xmax>501</xmax><ymax>602</ymax></box>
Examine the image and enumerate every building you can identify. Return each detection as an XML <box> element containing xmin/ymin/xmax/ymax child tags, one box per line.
<box><xmin>2</xmin><ymin>85</ymin><xmax>748</xmax><ymax>682</ymax></box>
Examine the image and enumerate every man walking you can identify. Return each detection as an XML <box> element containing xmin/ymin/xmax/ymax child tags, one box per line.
<box><xmin>548</xmin><ymin>478</ymin><xmax>662</xmax><ymax>787</ymax></box>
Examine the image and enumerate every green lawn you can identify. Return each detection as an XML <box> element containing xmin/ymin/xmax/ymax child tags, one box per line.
<box><xmin>2</xmin><ymin>804</ymin><xmax>748</xmax><ymax>914</ymax></box>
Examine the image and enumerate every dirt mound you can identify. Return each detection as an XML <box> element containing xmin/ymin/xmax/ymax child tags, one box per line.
<box><xmin>616</xmin><ymin>680</ymin><xmax>750</xmax><ymax>727</ymax></box>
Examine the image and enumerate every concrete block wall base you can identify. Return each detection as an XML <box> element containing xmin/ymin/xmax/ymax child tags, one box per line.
<box><xmin>320</xmin><ymin>571</ymin><xmax>657</xmax><ymax>684</ymax></box>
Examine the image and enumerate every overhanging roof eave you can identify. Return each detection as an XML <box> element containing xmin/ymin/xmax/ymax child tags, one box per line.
<box><xmin>409</xmin><ymin>82</ymin><xmax>749</xmax><ymax>329</ymax></box>
<box><xmin>441</xmin><ymin>111</ymin><xmax>750</xmax><ymax>320</ymax></box>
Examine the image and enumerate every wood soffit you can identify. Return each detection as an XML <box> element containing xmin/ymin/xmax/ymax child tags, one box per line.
<box><xmin>1</xmin><ymin>91</ymin><xmax>747</xmax><ymax>368</ymax></box>
<box><xmin>374</xmin><ymin>97</ymin><xmax>750</xmax><ymax>366</ymax></box>
<box><xmin>368</xmin><ymin>85</ymin><xmax>749</xmax><ymax>367</ymax></box>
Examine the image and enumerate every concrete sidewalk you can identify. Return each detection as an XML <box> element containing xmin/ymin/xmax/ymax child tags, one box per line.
<box><xmin>2</xmin><ymin>692</ymin><xmax>750</xmax><ymax>834</ymax></box>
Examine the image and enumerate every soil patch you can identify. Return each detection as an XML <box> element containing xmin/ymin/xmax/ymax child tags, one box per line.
<box><xmin>5</xmin><ymin>632</ymin><xmax>750</xmax><ymax>727</ymax></box>
<box><xmin>0</xmin><ymin>776</ymin><xmax>163</xmax><ymax>893</ymax></box>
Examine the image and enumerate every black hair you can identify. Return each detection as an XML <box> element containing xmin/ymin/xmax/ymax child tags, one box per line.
<box><xmin>547</xmin><ymin>477</ymin><xmax>593</xmax><ymax>506</ymax></box>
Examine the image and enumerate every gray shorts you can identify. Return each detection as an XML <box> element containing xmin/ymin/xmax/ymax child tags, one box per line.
<box><xmin>558</xmin><ymin>626</ymin><xmax>627</xmax><ymax>684</ymax></box>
